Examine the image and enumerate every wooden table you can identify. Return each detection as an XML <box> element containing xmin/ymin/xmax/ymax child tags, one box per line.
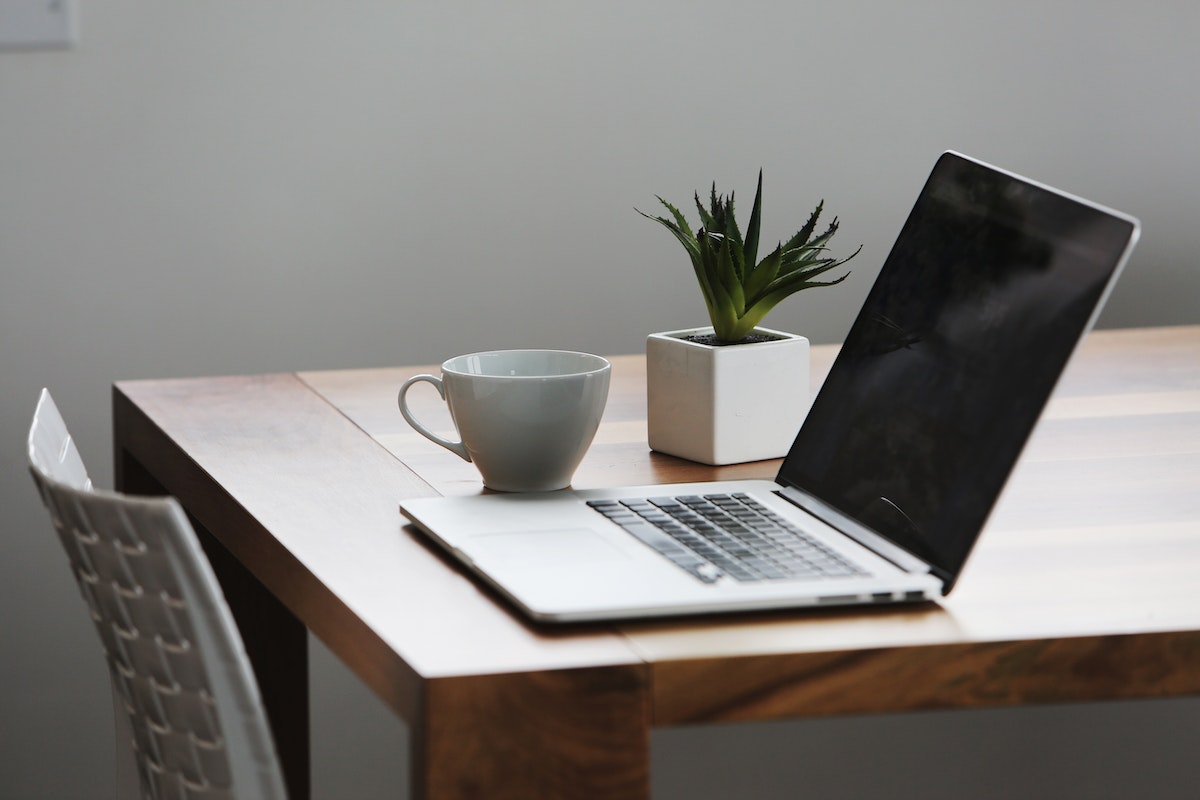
<box><xmin>112</xmin><ymin>326</ymin><xmax>1200</xmax><ymax>800</ymax></box>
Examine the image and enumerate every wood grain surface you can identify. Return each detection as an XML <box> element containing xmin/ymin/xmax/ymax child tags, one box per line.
<box><xmin>418</xmin><ymin>665</ymin><xmax>650</xmax><ymax>800</ymax></box>
<box><xmin>116</xmin><ymin>326</ymin><xmax>1200</xmax><ymax>798</ymax></box>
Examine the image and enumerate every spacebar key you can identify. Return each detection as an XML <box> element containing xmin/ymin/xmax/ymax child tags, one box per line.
<box><xmin>617</xmin><ymin>521</ymin><xmax>721</xmax><ymax>583</ymax></box>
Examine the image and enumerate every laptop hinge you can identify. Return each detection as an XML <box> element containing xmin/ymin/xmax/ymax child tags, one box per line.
<box><xmin>776</xmin><ymin>486</ymin><xmax>940</xmax><ymax>579</ymax></box>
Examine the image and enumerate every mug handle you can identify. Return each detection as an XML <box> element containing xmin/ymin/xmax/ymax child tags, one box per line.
<box><xmin>397</xmin><ymin>375</ymin><xmax>472</xmax><ymax>462</ymax></box>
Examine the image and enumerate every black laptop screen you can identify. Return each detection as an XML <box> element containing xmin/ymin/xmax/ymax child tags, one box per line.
<box><xmin>778</xmin><ymin>152</ymin><xmax>1138</xmax><ymax>588</ymax></box>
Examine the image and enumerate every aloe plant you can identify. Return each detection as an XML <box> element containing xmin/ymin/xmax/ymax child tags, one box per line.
<box><xmin>639</xmin><ymin>171</ymin><xmax>860</xmax><ymax>344</ymax></box>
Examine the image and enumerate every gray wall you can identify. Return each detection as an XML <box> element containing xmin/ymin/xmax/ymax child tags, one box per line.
<box><xmin>3</xmin><ymin>2</ymin><xmax>1198</xmax><ymax>798</ymax></box>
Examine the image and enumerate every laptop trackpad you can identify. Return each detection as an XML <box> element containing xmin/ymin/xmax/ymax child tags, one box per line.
<box><xmin>467</xmin><ymin>528</ymin><xmax>631</xmax><ymax>568</ymax></box>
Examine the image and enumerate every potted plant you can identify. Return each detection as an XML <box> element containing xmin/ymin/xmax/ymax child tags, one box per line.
<box><xmin>638</xmin><ymin>170</ymin><xmax>859</xmax><ymax>464</ymax></box>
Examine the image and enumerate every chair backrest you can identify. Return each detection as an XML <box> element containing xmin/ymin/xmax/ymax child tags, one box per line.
<box><xmin>27</xmin><ymin>389</ymin><xmax>289</xmax><ymax>800</ymax></box>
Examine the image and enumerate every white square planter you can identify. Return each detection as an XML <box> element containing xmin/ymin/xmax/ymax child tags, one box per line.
<box><xmin>646</xmin><ymin>326</ymin><xmax>810</xmax><ymax>465</ymax></box>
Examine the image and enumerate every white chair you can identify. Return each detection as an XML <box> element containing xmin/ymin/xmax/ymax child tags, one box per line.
<box><xmin>27</xmin><ymin>389</ymin><xmax>289</xmax><ymax>800</ymax></box>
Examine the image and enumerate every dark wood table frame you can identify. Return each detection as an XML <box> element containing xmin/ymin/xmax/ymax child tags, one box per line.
<box><xmin>113</xmin><ymin>326</ymin><xmax>1200</xmax><ymax>800</ymax></box>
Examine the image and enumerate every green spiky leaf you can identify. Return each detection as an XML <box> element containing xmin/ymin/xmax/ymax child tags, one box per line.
<box><xmin>639</xmin><ymin>173</ymin><xmax>859</xmax><ymax>343</ymax></box>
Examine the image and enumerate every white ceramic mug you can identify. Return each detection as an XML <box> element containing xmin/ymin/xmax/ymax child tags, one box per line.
<box><xmin>397</xmin><ymin>350</ymin><xmax>611</xmax><ymax>492</ymax></box>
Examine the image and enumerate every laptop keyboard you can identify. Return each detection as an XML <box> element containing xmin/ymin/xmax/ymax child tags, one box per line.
<box><xmin>587</xmin><ymin>492</ymin><xmax>868</xmax><ymax>584</ymax></box>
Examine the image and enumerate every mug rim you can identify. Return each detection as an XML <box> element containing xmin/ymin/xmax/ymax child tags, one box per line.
<box><xmin>441</xmin><ymin>349</ymin><xmax>611</xmax><ymax>379</ymax></box>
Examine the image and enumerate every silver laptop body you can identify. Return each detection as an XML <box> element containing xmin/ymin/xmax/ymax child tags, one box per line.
<box><xmin>401</xmin><ymin>151</ymin><xmax>1141</xmax><ymax>623</ymax></box>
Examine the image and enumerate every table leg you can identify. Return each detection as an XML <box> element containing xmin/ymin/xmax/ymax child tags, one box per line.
<box><xmin>413</xmin><ymin>665</ymin><xmax>650</xmax><ymax>800</ymax></box>
<box><xmin>116</xmin><ymin>450</ymin><xmax>311</xmax><ymax>800</ymax></box>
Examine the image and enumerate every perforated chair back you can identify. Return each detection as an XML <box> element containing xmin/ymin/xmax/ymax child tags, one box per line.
<box><xmin>28</xmin><ymin>389</ymin><xmax>288</xmax><ymax>800</ymax></box>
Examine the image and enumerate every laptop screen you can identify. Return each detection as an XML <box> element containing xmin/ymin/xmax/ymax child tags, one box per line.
<box><xmin>778</xmin><ymin>152</ymin><xmax>1139</xmax><ymax>589</ymax></box>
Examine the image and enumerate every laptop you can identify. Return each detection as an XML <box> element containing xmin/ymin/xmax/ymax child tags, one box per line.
<box><xmin>400</xmin><ymin>151</ymin><xmax>1141</xmax><ymax>623</ymax></box>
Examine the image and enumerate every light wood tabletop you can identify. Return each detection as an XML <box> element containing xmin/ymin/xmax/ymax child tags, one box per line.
<box><xmin>112</xmin><ymin>325</ymin><xmax>1200</xmax><ymax>800</ymax></box>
